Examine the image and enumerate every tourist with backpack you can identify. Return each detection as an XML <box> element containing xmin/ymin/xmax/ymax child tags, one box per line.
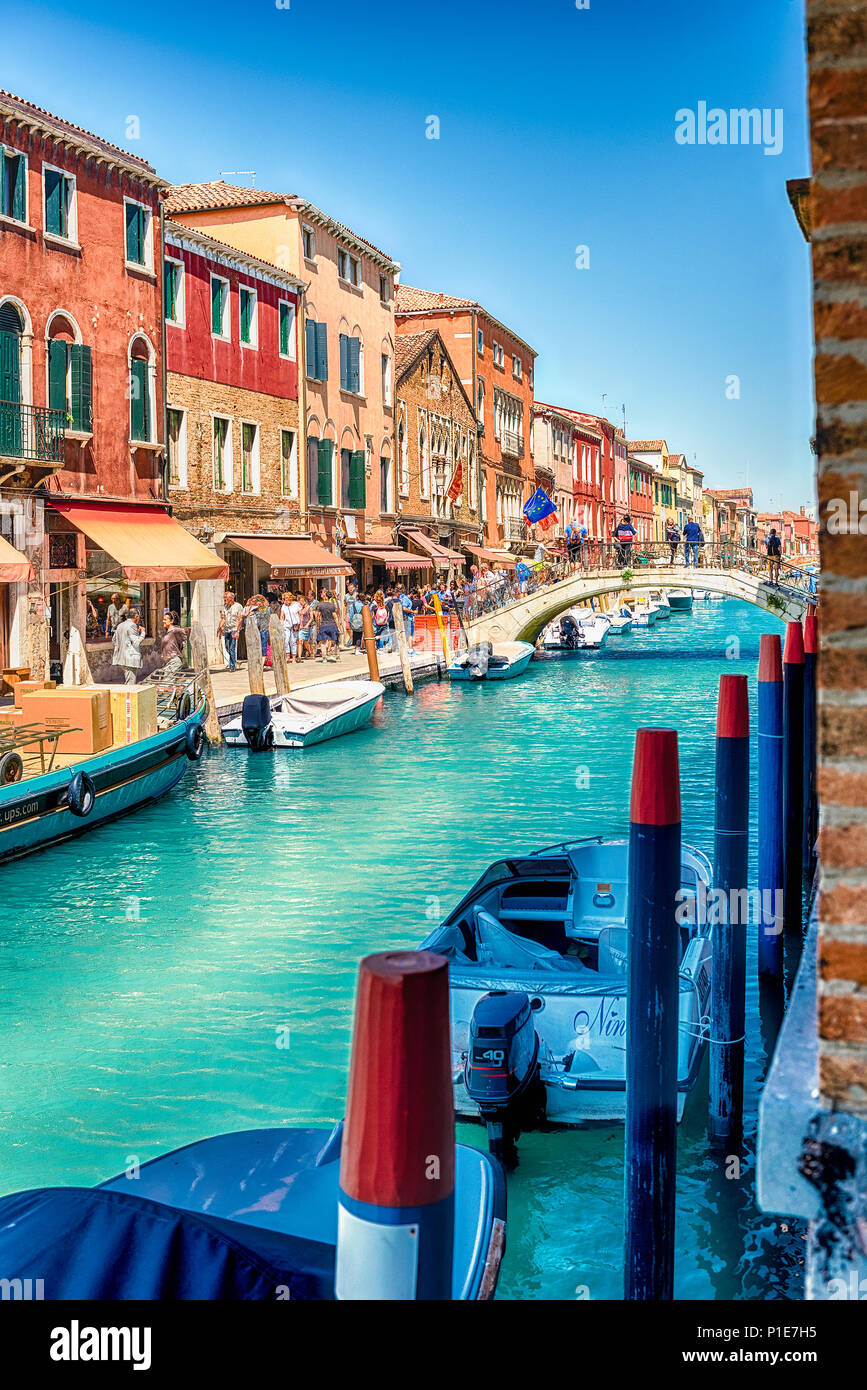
<box><xmin>345</xmin><ymin>584</ymin><xmax>365</xmax><ymax>649</ymax></box>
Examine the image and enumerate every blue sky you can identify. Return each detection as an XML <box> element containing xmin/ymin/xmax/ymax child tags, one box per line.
<box><xmin>5</xmin><ymin>0</ymin><xmax>814</xmax><ymax>509</ymax></box>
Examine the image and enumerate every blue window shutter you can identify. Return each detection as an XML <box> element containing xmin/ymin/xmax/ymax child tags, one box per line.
<box><xmin>45</xmin><ymin>168</ymin><xmax>63</xmax><ymax>236</ymax></box>
<box><xmin>11</xmin><ymin>153</ymin><xmax>25</xmax><ymax>222</ymax></box>
<box><xmin>316</xmin><ymin>322</ymin><xmax>328</xmax><ymax>381</ymax></box>
<box><xmin>305</xmin><ymin>319</ymin><xmax>316</xmax><ymax>374</ymax></box>
<box><xmin>318</xmin><ymin>439</ymin><xmax>333</xmax><ymax>506</ymax></box>
<box><xmin>348</xmin><ymin>337</ymin><xmax>360</xmax><ymax>393</ymax></box>
<box><xmin>339</xmin><ymin>333</ymin><xmax>348</xmax><ymax>389</ymax></box>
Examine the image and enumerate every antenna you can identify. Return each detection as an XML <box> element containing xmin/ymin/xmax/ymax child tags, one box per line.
<box><xmin>220</xmin><ymin>170</ymin><xmax>256</xmax><ymax>187</ymax></box>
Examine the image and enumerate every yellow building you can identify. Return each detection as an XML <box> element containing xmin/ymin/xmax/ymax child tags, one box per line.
<box><xmin>628</xmin><ymin>438</ymin><xmax>676</xmax><ymax>540</ymax></box>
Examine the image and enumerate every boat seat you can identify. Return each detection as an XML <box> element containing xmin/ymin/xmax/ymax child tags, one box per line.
<box><xmin>597</xmin><ymin>927</ymin><xmax>628</xmax><ymax>976</ymax></box>
<box><xmin>473</xmin><ymin>908</ymin><xmax>581</xmax><ymax>973</ymax></box>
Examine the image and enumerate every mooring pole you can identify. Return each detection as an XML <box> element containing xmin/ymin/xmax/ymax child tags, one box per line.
<box><xmin>391</xmin><ymin>598</ymin><xmax>414</xmax><ymax>693</ymax></box>
<box><xmin>361</xmin><ymin>603</ymin><xmax>381</xmax><ymax>684</ymax></box>
<box><xmin>782</xmin><ymin>620</ymin><xmax>805</xmax><ymax>936</ymax></box>
<box><xmin>757</xmin><ymin>634</ymin><xmax>784</xmax><ymax>982</ymax></box>
<box><xmin>802</xmin><ymin>612</ymin><xmax>818</xmax><ymax>883</ymax></box>
<box><xmin>624</xmin><ymin>728</ymin><xmax>681</xmax><ymax>1301</ymax></box>
<box><xmin>708</xmin><ymin>674</ymin><xmax>749</xmax><ymax>1147</ymax></box>
<box><xmin>336</xmin><ymin>950</ymin><xmax>455</xmax><ymax>1300</ymax></box>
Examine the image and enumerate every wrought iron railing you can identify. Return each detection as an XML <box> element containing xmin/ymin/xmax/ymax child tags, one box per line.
<box><xmin>0</xmin><ymin>401</ymin><xmax>66</xmax><ymax>464</ymax></box>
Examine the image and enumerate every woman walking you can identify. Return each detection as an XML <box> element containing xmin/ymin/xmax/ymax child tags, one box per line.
<box><xmin>314</xmin><ymin>588</ymin><xmax>342</xmax><ymax>661</ymax></box>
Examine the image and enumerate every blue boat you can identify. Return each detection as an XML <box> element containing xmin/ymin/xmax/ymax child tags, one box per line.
<box><xmin>448</xmin><ymin>640</ymin><xmax>535</xmax><ymax>681</ymax></box>
<box><xmin>418</xmin><ymin>835</ymin><xmax>714</xmax><ymax>1157</ymax></box>
<box><xmin>0</xmin><ymin>1122</ymin><xmax>506</xmax><ymax>1300</ymax></box>
<box><xmin>0</xmin><ymin>695</ymin><xmax>206</xmax><ymax>864</ymax></box>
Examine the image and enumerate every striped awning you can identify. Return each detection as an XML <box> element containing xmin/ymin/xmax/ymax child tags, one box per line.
<box><xmin>227</xmin><ymin>535</ymin><xmax>352</xmax><ymax>578</ymax></box>
<box><xmin>463</xmin><ymin>544</ymin><xmax>518</xmax><ymax>568</ymax></box>
<box><xmin>342</xmin><ymin>544</ymin><xmax>434</xmax><ymax>571</ymax></box>
<box><xmin>402</xmin><ymin>528</ymin><xmax>466</xmax><ymax>567</ymax></box>
<box><xmin>48</xmin><ymin>500</ymin><xmax>228</xmax><ymax>581</ymax></box>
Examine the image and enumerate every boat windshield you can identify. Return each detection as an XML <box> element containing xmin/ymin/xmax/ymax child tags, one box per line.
<box><xmin>443</xmin><ymin>855</ymin><xmax>574</xmax><ymax>925</ymax></box>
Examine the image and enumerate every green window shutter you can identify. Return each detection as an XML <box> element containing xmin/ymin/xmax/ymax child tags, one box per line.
<box><xmin>240</xmin><ymin>289</ymin><xmax>250</xmax><ymax>343</ymax></box>
<box><xmin>339</xmin><ymin>334</ymin><xmax>348</xmax><ymax>390</ymax></box>
<box><xmin>130</xmin><ymin>358</ymin><xmax>149</xmax><ymax>441</ymax></box>
<box><xmin>307</xmin><ymin>438</ymin><xmax>319</xmax><ymax>503</ymax></box>
<box><xmin>0</xmin><ymin>150</ymin><xmax>5</xmax><ymax>216</ymax></box>
<box><xmin>48</xmin><ymin>339</ymin><xmax>68</xmax><ymax>414</ymax></box>
<box><xmin>9</xmin><ymin>153</ymin><xmax>25</xmax><ymax>222</ymax></box>
<box><xmin>70</xmin><ymin>344</ymin><xmax>92</xmax><ymax>432</ymax></box>
<box><xmin>211</xmin><ymin>280</ymin><xmax>224</xmax><ymax>335</ymax></box>
<box><xmin>0</xmin><ymin>330</ymin><xmax>22</xmax><ymax>456</ymax></box>
<box><xmin>125</xmin><ymin>201</ymin><xmax>141</xmax><ymax>262</ymax></box>
<box><xmin>164</xmin><ymin>261</ymin><xmax>176</xmax><ymax>320</ymax></box>
<box><xmin>317</xmin><ymin>439</ymin><xmax>333</xmax><ymax>507</ymax></box>
<box><xmin>315</xmin><ymin>322</ymin><xmax>328</xmax><ymax>381</ymax></box>
<box><xmin>350</xmin><ymin>449</ymin><xmax>366</xmax><ymax>510</ymax></box>
<box><xmin>305</xmin><ymin>319</ymin><xmax>316</xmax><ymax>376</ymax></box>
<box><xmin>279</xmin><ymin>303</ymin><xmax>290</xmax><ymax>356</ymax></box>
<box><xmin>45</xmin><ymin>167</ymin><xmax>63</xmax><ymax>236</ymax></box>
<box><xmin>347</xmin><ymin>337</ymin><xmax>360</xmax><ymax>394</ymax></box>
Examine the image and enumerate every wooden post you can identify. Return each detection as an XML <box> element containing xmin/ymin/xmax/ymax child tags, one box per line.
<box><xmin>190</xmin><ymin>621</ymin><xmax>222</xmax><ymax>746</ymax></box>
<box><xmin>430</xmin><ymin>592</ymin><xmax>450</xmax><ymax>663</ymax></box>
<box><xmin>361</xmin><ymin>604</ymin><xmax>380</xmax><ymax>683</ymax></box>
<box><xmin>392</xmin><ymin>598</ymin><xmax>414</xmax><ymax>693</ymax></box>
<box><xmin>268</xmin><ymin>614</ymin><xmax>290</xmax><ymax>696</ymax></box>
<box><xmin>245</xmin><ymin>614</ymin><xmax>265</xmax><ymax>695</ymax></box>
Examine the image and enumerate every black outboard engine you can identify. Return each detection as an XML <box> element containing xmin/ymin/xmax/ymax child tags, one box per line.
<box><xmin>464</xmin><ymin>641</ymin><xmax>493</xmax><ymax>679</ymax></box>
<box><xmin>464</xmin><ymin>991</ymin><xmax>546</xmax><ymax>1167</ymax></box>
<box><xmin>241</xmin><ymin>693</ymin><xmax>274</xmax><ymax>751</ymax></box>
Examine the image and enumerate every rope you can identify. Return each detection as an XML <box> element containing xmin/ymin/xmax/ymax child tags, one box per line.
<box><xmin>680</xmin><ymin>1015</ymin><xmax>746</xmax><ymax>1046</ymax></box>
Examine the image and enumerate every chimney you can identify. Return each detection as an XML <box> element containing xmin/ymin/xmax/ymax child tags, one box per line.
<box><xmin>800</xmin><ymin>504</ymin><xmax>805</xmax><ymax>515</ymax></box>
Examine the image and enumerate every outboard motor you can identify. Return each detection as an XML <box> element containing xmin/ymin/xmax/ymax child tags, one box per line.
<box><xmin>464</xmin><ymin>641</ymin><xmax>492</xmax><ymax>679</ymax></box>
<box><xmin>465</xmin><ymin>991</ymin><xmax>546</xmax><ymax>1167</ymax></box>
<box><xmin>240</xmin><ymin>693</ymin><xmax>274</xmax><ymax>751</ymax></box>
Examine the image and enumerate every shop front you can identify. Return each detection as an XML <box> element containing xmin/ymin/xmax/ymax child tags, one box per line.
<box><xmin>341</xmin><ymin>543</ymin><xmax>435</xmax><ymax>592</ymax></box>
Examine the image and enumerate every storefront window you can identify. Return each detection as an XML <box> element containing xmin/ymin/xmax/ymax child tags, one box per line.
<box><xmin>84</xmin><ymin>546</ymin><xmax>146</xmax><ymax>641</ymax></box>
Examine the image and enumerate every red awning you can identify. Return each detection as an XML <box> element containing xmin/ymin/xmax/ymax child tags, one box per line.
<box><xmin>0</xmin><ymin>534</ymin><xmax>34</xmax><ymax>582</ymax></box>
<box><xmin>343</xmin><ymin>545</ymin><xmax>434</xmax><ymax>571</ymax></box>
<box><xmin>48</xmin><ymin>500</ymin><xmax>228</xmax><ymax>581</ymax></box>
<box><xmin>227</xmin><ymin>535</ymin><xmax>353</xmax><ymax>578</ymax></box>
<box><xmin>402</xmin><ymin>528</ymin><xmax>466</xmax><ymax>567</ymax></box>
<box><xmin>463</xmin><ymin>544</ymin><xmax>518</xmax><ymax>568</ymax></box>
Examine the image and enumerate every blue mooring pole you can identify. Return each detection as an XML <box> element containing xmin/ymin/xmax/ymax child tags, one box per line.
<box><xmin>708</xmin><ymin>675</ymin><xmax>750</xmax><ymax>1147</ymax></box>
<box><xmin>757</xmin><ymin>635</ymin><xmax>784</xmax><ymax>983</ymax></box>
<box><xmin>802</xmin><ymin>612</ymin><xmax>818</xmax><ymax>884</ymax></box>
<box><xmin>624</xmin><ymin>727</ymin><xmax>681</xmax><ymax>1301</ymax></box>
<box><xmin>783</xmin><ymin>621</ymin><xmax>805</xmax><ymax>936</ymax></box>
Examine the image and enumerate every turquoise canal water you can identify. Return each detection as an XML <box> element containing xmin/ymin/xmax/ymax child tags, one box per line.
<box><xmin>0</xmin><ymin>598</ymin><xmax>805</xmax><ymax>1300</ymax></box>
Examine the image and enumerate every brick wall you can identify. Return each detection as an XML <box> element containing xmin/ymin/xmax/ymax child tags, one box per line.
<box><xmin>167</xmin><ymin>372</ymin><xmax>303</xmax><ymax>537</ymax></box>
<box><xmin>809</xmin><ymin>0</ymin><xmax>867</xmax><ymax>1112</ymax></box>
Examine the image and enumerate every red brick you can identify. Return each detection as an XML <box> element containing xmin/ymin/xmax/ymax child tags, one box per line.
<box><xmin>817</xmin><ymin>588</ymin><xmax>867</xmax><ymax>633</ymax></box>
<box><xmin>814</xmin><ymin>294</ymin><xmax>867</xmax><ymax>340</ymax></box>
<box><xmin>810</xmin><ymin>69</ymin><xmax>867</xmax><ymax>123</ymax></box>
<box><xmin>819</xmin><ymin>1053</ymin><xmax>867</xmax><ymax>1111</ymax></box>
<box><xmin>820</xmin><ymin>994</ymin><xmax>867</xmax><ymax>1042</ymax></box>
<box><xmin>815</xmin><ymin>352</ymin><xmax>867</xmax><ymax>402</ymax></box>
<box><xmin>821</xmin><ymin>880</ymin><xmax>867</xmax><ymax>924</ymax></box>
<box><xmin>820</xmin><ymin>645</ymin><xmax>867</xmax><ymax>689</ymax></box>
<box><xmin>818</xmin><ymin>766</ymin><xmax>867</xmax><ymax>806</ymax></box>
<box><xmin>820</xmin><ymin>936</ymin><xmax>867</xmax><ymax>985</ymax></box>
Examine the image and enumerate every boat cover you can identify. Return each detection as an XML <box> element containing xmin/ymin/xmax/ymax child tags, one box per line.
<box><xmin>474</xmin><ymin>909</ymin><xmax>582</xmax><ymax>973</ymax></box>
<box><xmin>0</xmin><ymin>1186</ymin><xmax>335</xmax><ymax>1300</ymax></box>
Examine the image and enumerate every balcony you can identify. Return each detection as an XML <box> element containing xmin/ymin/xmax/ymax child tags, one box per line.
<box><xmin>503</xmin><ymin>517</ymin><xmax>526</xmax><ymax>541</ymax></box>
<box><xmin>500</xmin><ymin>428</ymin><xmax>524</xmax><ymax>460</ymax></box>
<box><xmin>0</xmin><ymin>401</ymin><xmax>66</xmax><ymax>468</ymax></box>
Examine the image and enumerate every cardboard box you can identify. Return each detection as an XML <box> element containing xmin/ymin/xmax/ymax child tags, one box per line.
<box><xmin>17</xmin><ymin>681</ymin><xmax>48</xmax><ymax>697</ymax></box>
<box><xmin>90</xmin><ymin>683</ymin><xmax>158</xmax><ymax>745</ymax></box>
<box><xmin>20</xmin><ymin>688</ymin><xmax>113</xmax><ymax>755</ymax></box>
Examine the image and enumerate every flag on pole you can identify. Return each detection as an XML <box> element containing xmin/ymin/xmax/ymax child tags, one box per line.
<box><xmin>447</xmin><ymin>460</ymin><xmax>463</xmax><ymax>502</ymax></box>
<box><xmin>523</xmin><ymin>487</ymin><xmax>557</xmax><ymax>526</ymax></box>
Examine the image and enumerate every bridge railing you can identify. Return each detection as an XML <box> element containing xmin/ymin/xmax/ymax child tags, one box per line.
<box><xmin>458</xmin><ymin>540</ymin><xmax>817</xmax><ymax>624</ymax></box>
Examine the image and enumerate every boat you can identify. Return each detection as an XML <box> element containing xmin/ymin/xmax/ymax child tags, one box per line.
<box><xmin>418</xmin><ymin>835</ymin><xmax>714</xmax><ymax>1151</ymax></box>
<box><xmin>223</xmin><ymin>680</ymin><xmax>385</xmax><ymax>749</ymax></box>
<box><xmin>629</xmin><ymin>599</ymin><xmax>658</xmax><ymax>627</ymax></box>
<box><xmin>705</xmin><ymin>591</ymin><xmax>725</xmax><ymax>602</ymax></box>
<box><xmin>0</xmin><ymin>681</ymin><xmax>206</xmax><ymax>864</ymax></box>
<box><xmin>666</xmin><ymin>589</ymin><xmax>694</xmax><ymax>612</ymax></box>
<box><xmin>448</xmin><ymin>640</ymin><xmax>535</xmax><ymax>680</ymax></box>
<box><xmin>647</xmin><ymin>590</ymin><xmax>671</xmax><ymax>618</ymax></box>
<box><xmin>0</xmin><ymin>1118</ymin><xmax>506</xmax><ymax>1300</ymax></box>
<box><xmin>539</xmin><ymin>610</ymin><xmax>610</xmax><ymax>652</ymax></box>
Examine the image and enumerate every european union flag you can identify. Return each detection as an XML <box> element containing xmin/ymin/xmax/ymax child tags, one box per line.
<box><xmin>523</xmin><ymin>487</ymin><xmax>557</xmax><ymax>525</ymax></box>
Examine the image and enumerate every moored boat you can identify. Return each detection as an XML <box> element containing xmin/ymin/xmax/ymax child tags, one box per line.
<box><xmin>223</xmin><ymin>680</ymin><xmax>384</xmax><ymax>749</ymax></box>
<box><xmin>666</xmin><ymin>589</ymin><xmax>694</xmax><ymax>611</ymax></box>
<box><xmin>448</xmin><ymin>640</ymin><xmax>534</xmax><ymax>680</ymax></box>
<box><xmin>648</xmin><ymin>589</ymin><xmax>671</xmax><ymax>618</ymax></box>
<box><xmin>630</xmin><ymin>599</ymin><xmax>658</xmax><ymax>626</ymax></box>
<box><xmin>418</xmin><ymin>835</ymin><xmax>714</xmax><ymax>1153</ymax></box>
<box><xmin>540</xmin><ymin>610</ymin><xmax>610</xmax><ymax>652</ymax></box>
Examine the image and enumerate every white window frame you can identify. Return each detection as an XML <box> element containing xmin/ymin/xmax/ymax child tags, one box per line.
<box><xmin>0</xmin><ymin>145</ymin><xmax>28</xmax><ymax>226</ymax></box>
<box><xmin>477</xmin><ymin>328</ymin><xmax>484</xmax><ymax>356</ymax></box>
<box><xmin>239</xmin><ymin>284</ymin><xmax>258</xmax><ymax>349</ymax></box>
<box><xmin>164</xmin><ymin>253</ymin><xmax>185</xmax><ymax>327</ymax></box>
<box><xmin>278</xmin><ymin>299</ymin><xmax>297</xmax><ymax>360</ymax></box>
<box><xmin>419</xmin><ymin>425</ymin><xmax>430</xmax><ymax>500</ymax></box>
<box><xmin>212</xmin><ymin>413</ymin><xmax>233</xmax><ymax>492</ymax></box>
<box><xmin>338</xmin><ymin>248</ymin><xmax>361</xmax><ymax>287</ymax></box>
<box><xmin>43</xmin><ymin>162</ymin><xmax>78</xmax><ymax>246</ymax></box>
<box><xmin>167</xmin><ymin>406</ymin><xmax>188</xmax><ymax>489</ymax></box>
<box><xmin>379</xmin><ymin>273</ymin><xmax>390</xmax><ymax>304</ymax></box>
<box><xmin>302</xmin><ymin>223</ymin><xmax>316</xmax><ymax>262</ymax></box>
<box><xmin>280</xmin><ymin>427</ymin><xmax>298</xmax><ymax>499</ymax></box>
<box><xmin>477</xmin><ymin>379</ymin><xmax>485</xmax><ymax>427</ymax></box>
<box><xmin>239</xmin><ymin>418</ymin><xmax>261</xmax><ymax>494</ymax></box>
<box><xmin>381</xmin><ymin>352</ymin><xmax>392</xmax><ymax>407</ymax></box>
<box><xmin>123</xmin><ymin>194</ymin><xmax>153</xmax><ymax>269</ymax></box>
<box><xmin>512</xmin><ymin>354</ymin><xmax>522</xmax><ymax>381</ymax></box>
<box><xmin>210</xmin><ymin>274</ymin><xmax>230</xmax><ymax>341</ymax></box>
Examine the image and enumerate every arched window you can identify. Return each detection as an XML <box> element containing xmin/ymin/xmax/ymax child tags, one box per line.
<box><xmin>0</xmin><ymin>300</ymin><xmax>28</xmax><ymax>456</ymax></box>
<box><xmin>46</xmin><ymin>312</ymin><xmax>91</xmax><ymax>433</ymax></box>
<box><xmin>129</xmin><ymin>335</ymin><xmax>154</xmax><ymax>443</ymax></box>
<box><xmin>399</xmin><ymin>419</ymin><xmax>409</xmax><ymax>497</ymax></box>
<box><xmin>419</xmin><ymin>426</ymin><xmax>429</xmax><ymax>499</ymax></box>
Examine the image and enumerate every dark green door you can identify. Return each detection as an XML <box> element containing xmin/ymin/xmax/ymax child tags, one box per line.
<box><xmin>0</xmin><ymin>329</ymin><xmax>22</xmax><ymax>456</ymax></box>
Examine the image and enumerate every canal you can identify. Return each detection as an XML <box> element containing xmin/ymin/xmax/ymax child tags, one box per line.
<box><xmin>0</xmin><ymin>597</ymin><xmax>805</xmax><ymax>1299</ymax></box>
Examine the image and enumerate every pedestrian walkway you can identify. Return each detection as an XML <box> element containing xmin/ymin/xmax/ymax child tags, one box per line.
<box><xmin>208</xmin><ymin>647</ymin><xmax>445</xmax><ymax>717</ymax></box>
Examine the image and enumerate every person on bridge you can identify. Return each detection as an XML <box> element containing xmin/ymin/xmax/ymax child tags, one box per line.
<box><xmin>665</xmin><ymin>519</ymin><xmax>681</xmax><ymax>564</ymax></box>
<box><xmin>765</xmin><ymin>527</ymin><xmax>782</xmax><ymax>585</ymax></box>
<box><xmin>613</xmin><ymin>515</ymin><xmax>636</xmax><ymax>565</ymax></box>
<box><xmin>682</xmin><ymin>516</ymin><xmax>705</xmax><ymax>567</ymax></box>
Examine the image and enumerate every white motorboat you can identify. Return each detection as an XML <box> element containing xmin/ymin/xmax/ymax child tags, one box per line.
<box><xmin>648</xmin><ymin>589</ymin><xmax>671</xmax><ymax>618</ymax></box>
<box><xmin>606</xmin><ymin>612</ymin><xmax>633</xmax><ymax>634</ymax></box>
<box><xmin>629</xmin><ymin>599</ymin><xmax>658</xmax><ymax>627</ymax></box>
<box><xmin>448</xmin><ymin>640</ymin><xmax>535</xmax><ymax>680</ymax></box>
<box><xmin>666</xmin><ymin>589</ymin><xmax>694</xmax><ymax>612</ymax></box>
<box><xmin>224</xmin><ymin>681</ymin><xmax>385</xmax><ymax>749</ymax></box>
<box><xmin>540</xmin><ymin>609</ymin><xmax>610</xmax><ymax>652</ymax></box>
<box><xmin>418</xmin><ymin>835</ymin><xmax>714</xmax><ymax>1149</ymax></box>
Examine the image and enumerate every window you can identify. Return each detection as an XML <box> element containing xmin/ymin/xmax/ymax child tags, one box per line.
<box><xmin>339</xmin><ymin>333</ymin><xmax>362</xmax><ymax>393</ymax></box>
<box><xmin>0</xmin><ymin>148</ymin><xmax>26</xmax><ymax>223</ymax></box>
<box><xmin>240</xmin><ymin>421</ymin><xmax>259</xmax><ymax>492</ymax></box>
<box><xmin>419</xmin><ymin>428</ymin><xmax>429</xmax><ymax>499</ymax></box>
<box><xmin>399</xmin><ymin>422</ymin><xmax>409</xmax><ymax>496</ymax></box>
<box><xmin>124</xmin><ymin>197</ymin><xmax>152</xmax><ymax>267</ymax></box>
<box><xmin>163</xmin><ymin>257</ymin><xmax>184</xmax><ymax>325</ymax></box>
<box><xmin>48</xmin><ymin>337</ymin><xmax>92</xmax><ymax>432</ymax></box>
<box><xmin>167</xmin><ymin>408</ymin><xmax>187</xmax><ymax>488</ymax></box>
<box><xmin>379</xmin><ymin>274</ymin><xmax>390</xmax><ymax>303</ymax></box>
<box><xmin>239</xmin><ymin>286</ymin><xmax>257</xmax><ymax>346</ymax></box>
<box><xmin>337</xmin><ymin>249</ymin><xmax>360</xmax><ymax>286</ymax></box>
<box><xmin>302</xmin><ymin>224</ymin><xmax>316</xmax><ymax>260</ymax></box>
<box><xmin>381</xmin><ymin>352</ymin><xmax>392</xmax><ymax>407</ymax></box>
<box><xmin>280</xmin><ymin>429</ymin><xmax>298</xmax><ymax>497</ymax></box>
<box><xmin>477</xmin><ymin>379</ymin><xmax>485</xmax><ymax>427</ymax></box>
<box><xmin>341</xmin><ymin>447</ymin><xmax>366</xmax><ymax>510</ymax></box>
<box><xmin>477</xmin><ymin>328</ymin><xmax>484</xmax><ymax>356</ymax></box>
<box><xmin>512</xmin><ymin>354</ymin><xmax>522</xmax><ymax>381</ymax></box>
<box><xmin>316</xmin><ymin>439</ymin><xmax>334</xmax><ymax>507</ymax></box>
<box><xmin>129</xmin><ymin>347</ymin><xmax>151</xmax><ymax>442</ymax></box>
<box><xmin>305</xmin><ymin>319</ymin><xmax>328</xmax><ymax>380</ymax></box>
<box><xmin>279</xmin><ymin>301</ymin><xmax>296</xmax><ymax>359</ymax></box>
<box><xmin>213</xmin><ymin>416</ymin><xmax>231</xmax><ymax>491</ymax></box>
<box><xmin>380</xmin><ymin>455</ymin><xmax>392</xmax><ymax>514</ymax></box>
<box><xmin>211</xmin><ymin>275</ymin><xmax>230</xmax><ymax>339</ymax></box>
<box><xmin>45</xmin><ymin>166</ymin><xmax>76</xmax><ymax>241</ymax></box>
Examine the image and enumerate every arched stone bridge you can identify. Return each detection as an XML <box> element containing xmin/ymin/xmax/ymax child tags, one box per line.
<box><xmin>464</xmin><ymin>562</ymin><xmax>814</xmax><ymax>646</ymax></box>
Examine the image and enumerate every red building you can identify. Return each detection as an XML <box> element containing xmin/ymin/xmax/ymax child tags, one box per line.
<box><xmin>0</xmin><ymin>90</ymin><xmax>220</xmax><ymax>678</ymax></box>
<box><xmin>628</xmin><ymin>454</ymin><xmax>655</xmax><ymax>542</ymax></box>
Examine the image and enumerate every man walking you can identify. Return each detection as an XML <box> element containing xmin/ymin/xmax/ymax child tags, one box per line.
<box><xmin>613</xmin><ymin>514</ymin><xmax>636</xmax><ymax>566</ymax></box>
<box><xmin>682</xmin><ymin>515</ymin><xmax>705</xmax><ymax>568</ymax></box>
<box><xmin>218</xmin><ymin>590</ymin><xmax>244</xmax><ymax>672</ymax></box>
<box><xmin>766</xmin><ymin>527</ymin><xmax>782</xmax><ymax>586</ymax></box>
<box><xmin>113</xmin><ymin>609</ymin><xmax>144</xmax><ymax>685</ymax></box>
<box><xmin>665</xmin><ymin>519</ymin><xmax>681</xmax><ymax>565</ymax></box>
